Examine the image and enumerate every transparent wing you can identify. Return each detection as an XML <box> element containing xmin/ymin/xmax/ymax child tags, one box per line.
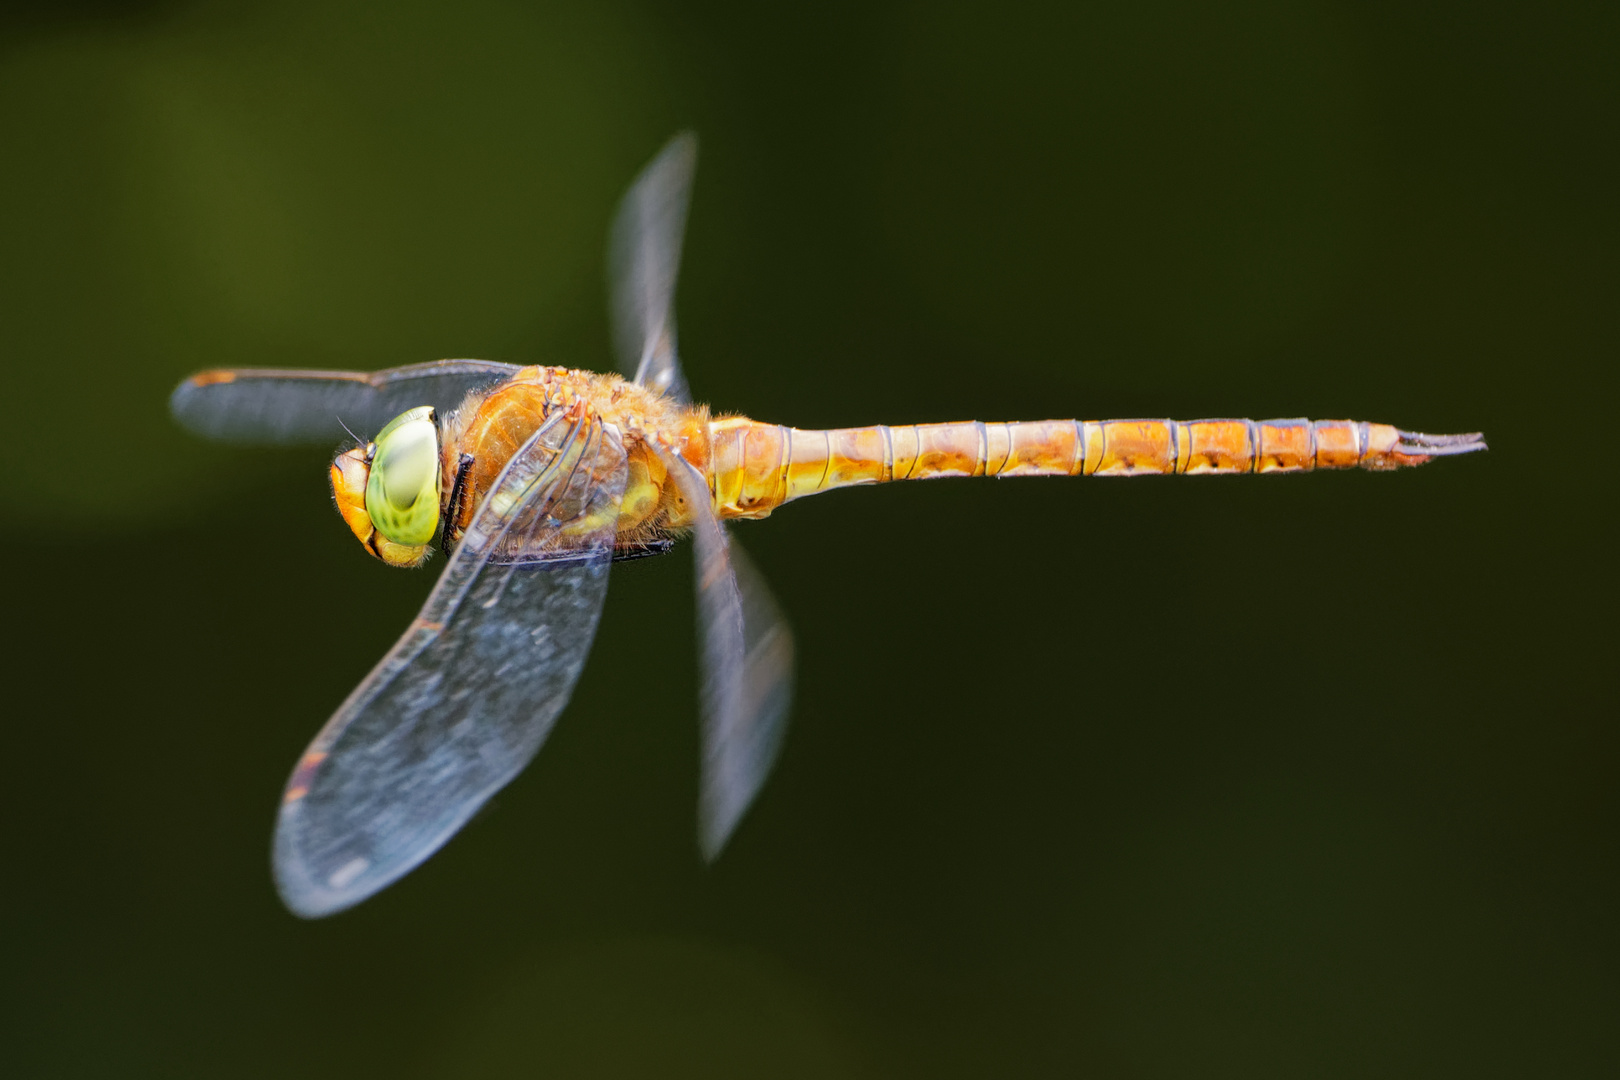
<box><xmin>169</xmin><ymin>359</ymin><xmax>522</xmax><ymax>444</ymax></box>
<box><xmin>659</xmin><ymin>446</ymin><xmax>795</xmax><ymax>859</ymax></box>
<box><xmin>608</xmin><ymin>132</ymin><xmax>697</xmax><ymax>403</ymax></box>
<box><xmin>273</xmin><ymin>409</ymin><xmax>627</xmax><ymax>917</ymax></box>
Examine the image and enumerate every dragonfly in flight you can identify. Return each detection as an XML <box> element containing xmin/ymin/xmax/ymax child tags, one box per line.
<box><xmin>172</xmin><ymin>134</ymin><xmax>1486</xmax><ymax>917</ymax></box>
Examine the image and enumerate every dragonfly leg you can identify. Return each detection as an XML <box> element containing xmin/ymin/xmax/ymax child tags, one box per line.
<box><xmin>441</xmin><ymin>453</ymin><xmax>475</xmax><ymax>557</ymax></box>
<box><xmin>612</xmin><ymin>538</ymin><xmax>676</xmax><ymax>562</ymax></box>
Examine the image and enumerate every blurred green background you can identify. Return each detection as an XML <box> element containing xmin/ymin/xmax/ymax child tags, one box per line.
<box><xmin>2</xmin><ymin>1</ymin><xmax>1615</xmax><ymax>1076</ymax></box>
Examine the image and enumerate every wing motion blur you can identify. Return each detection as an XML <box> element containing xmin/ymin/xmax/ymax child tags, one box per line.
<box><xmin>659</xmin><ymin>447</ymin><xmax>795</xmax><ymax>859</ymax></box>
<box><xmin>169</xmin><ymin>359</ymin><xmax>521</xmax><ymax>444</ymax></box>
<box><xmin>609</xmin><ymin>132</ymin><xmax>796</xmax><ymax>856</ymax></box>
<box><xmin>608</xmin><ymin>132</ymin><xmax>697</xmax><ymax>404</ymax></box>
<box><xmin>274</xmin><ymin>409</ymin><xmax>627</xmax><ymax>917</ymax></box>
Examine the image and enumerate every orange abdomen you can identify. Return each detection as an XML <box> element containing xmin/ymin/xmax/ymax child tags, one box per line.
<box><xmin>704</xmin><ymin>416</ymin><xmax>1485</xmax><ymax>519</ymax></box>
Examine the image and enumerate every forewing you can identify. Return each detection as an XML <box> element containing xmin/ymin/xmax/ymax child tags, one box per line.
<box><xmin>170</xmin><ymin>359</ymin><xmax>521</xmax><ymax>444</ymax></box>
<box><xmin>608</xmin><ymin>133</ymin><xmax>697</xmax><ymax>403</ymax></box>
<box><xmin>659</xmin><ymin>447</ymin><xmax>795</xmax><ymax>859</ymax></box>
<box><xmin>273</xmin><ymin>412</ymin><xmax>628</xmax><ymax>917</ymax></box>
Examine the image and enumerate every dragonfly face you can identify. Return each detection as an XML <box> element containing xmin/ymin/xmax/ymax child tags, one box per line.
<box><xmin>329</xmin><ymin>405</ymin><xmax>439</xmax><ymax>567</ymax></box>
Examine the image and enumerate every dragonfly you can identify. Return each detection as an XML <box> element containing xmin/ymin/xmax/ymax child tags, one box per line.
<box><xmin>172</xmin><ymin>133</ymin><xmax>1486</xmax><ymax>918</ymax></box>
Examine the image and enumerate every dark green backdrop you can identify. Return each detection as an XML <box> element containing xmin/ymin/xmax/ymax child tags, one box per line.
<box><xmin>3</xmin><ymin>1</ymin><xmax>1614</xmax><ymax>1076</ymax></box>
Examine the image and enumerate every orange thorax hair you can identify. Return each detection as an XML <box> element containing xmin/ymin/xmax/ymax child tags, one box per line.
<box><xmin>437</xmin><ymin>365</ymin><xmax>709</xmax><ymax>547</ymax></box>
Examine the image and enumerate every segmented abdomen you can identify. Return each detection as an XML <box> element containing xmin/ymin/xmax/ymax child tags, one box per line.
<box><xmin>705</xmin><ymin>416</ymin><xmax>1484</xmax><ymax>520</ymax></box>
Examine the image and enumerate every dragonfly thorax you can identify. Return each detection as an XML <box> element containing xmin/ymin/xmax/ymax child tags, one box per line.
<box><xmin>435</xmin><ymin>366</ymin><xmax>707</xmax><ymax>554</ymax></box>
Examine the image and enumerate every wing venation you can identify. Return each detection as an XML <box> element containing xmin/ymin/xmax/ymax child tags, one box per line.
<box><xmin>273</xmin><ymin>412</ymin><xmax>627</xmax><ymax>917</ymax></box>
<box><xmin>170</xmin><ymin>359</ymin><xmax>522</xmax><ymax>444</ymax></box>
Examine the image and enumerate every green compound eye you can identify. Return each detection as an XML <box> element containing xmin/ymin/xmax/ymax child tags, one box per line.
<box><xmin>364</xmin><ymin>407</ymin><xmax>440</xmax><ymax>546</ymax></box>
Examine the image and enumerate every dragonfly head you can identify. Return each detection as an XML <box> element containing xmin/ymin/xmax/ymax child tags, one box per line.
<box><xmin>329</xmin><ymin>406</ymin><xmax>439</xmax><ymax>568</ymax></box>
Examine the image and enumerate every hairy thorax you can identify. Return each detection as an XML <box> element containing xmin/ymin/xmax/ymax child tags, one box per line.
<box><xmin>436</xmin><ymin>365</ymin><xmax>711</xmax><ymax>549</ymax></box>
